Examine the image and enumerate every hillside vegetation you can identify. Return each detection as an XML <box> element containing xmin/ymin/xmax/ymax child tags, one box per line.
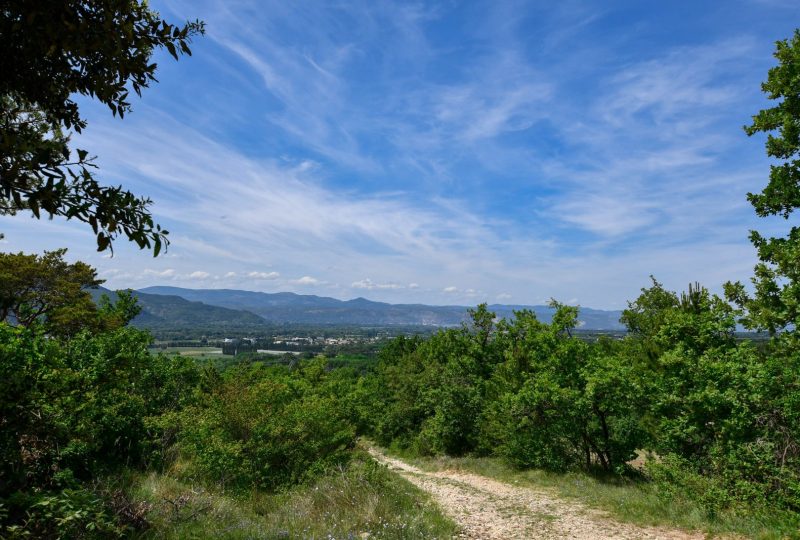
<box><xmin>1</xmin><ymin>253</ymin><xmax>799</xmax><ymax>537</ymax></box>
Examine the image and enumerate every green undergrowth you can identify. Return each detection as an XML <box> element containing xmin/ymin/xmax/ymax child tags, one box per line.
<box><xmin>126</xmin><ymin>452</ymin><xmax>456</xmax><ymax>539</ymax></box>
<box><xmin>387</xmin><ymin>450</ymin><xmax>800</xmax><ymax>540</ymax></box>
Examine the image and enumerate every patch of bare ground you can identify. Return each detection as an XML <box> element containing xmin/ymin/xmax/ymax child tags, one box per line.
<box><xmin>368</xmin><ymin>447</ymin><xmax>707</xmax><ymax>540</ymax></box>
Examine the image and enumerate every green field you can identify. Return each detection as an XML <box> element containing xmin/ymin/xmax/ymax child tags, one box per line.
<box><xmin>151</xmin><ymin>346</ymin><xmax>224</xmax><ymax>361</ymax></box>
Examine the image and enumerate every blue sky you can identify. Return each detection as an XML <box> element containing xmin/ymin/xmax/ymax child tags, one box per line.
<box><xmin>2</xmin><ymin>0</ymin><xmax>799</xmax><ymax>308</ymax></box>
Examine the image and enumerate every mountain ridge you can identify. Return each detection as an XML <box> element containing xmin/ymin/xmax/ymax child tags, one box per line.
<box><xmin>138</xmin><ymin>286</ymin><xmax>626</xmax><ymax>329</ymax></box>
<box><xmin>89</xmin><ymin>287</ymin><xmax>266</xmax><ymax>328</ymax></box>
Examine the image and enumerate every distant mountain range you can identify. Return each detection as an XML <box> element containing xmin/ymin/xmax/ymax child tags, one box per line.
<box><xmin>90</xmin><ymin>287</ymin><xmax>266</xmax><ymax>328</ymax></box>
<box><xmin>135</xmin><ymin>286</ymin><xmax>626</xmax><ymax>330</ymax></box>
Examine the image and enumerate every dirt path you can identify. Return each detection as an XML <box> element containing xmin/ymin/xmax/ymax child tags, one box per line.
<box><xmin>368</xmin><ymin>448</ymin><xmax>704</xmax><ymax>540</ymax></box>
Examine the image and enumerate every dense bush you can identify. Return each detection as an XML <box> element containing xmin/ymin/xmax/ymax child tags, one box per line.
<box><xmin>369</xmin><ymin>303</ymin><xmax>646</xmax><ymax>473</ymax></box>
<box><xmin>0</xmin><ymin>323</ymin><xmax>198</xmax><ymax>537</ymax></box>
<box><xmin>174</xmin><ymin>359</ymin><xmax>357</xmax><ymax>491</ymax></box>
<box><xmin>1</xmin><ymin>488</ymin><xmax>125</xmax><ymax>539</ymax></box>
<box><xmin>625</xmin><ymin>282</ymin><xmax>800</xmax><ymax>509</ymax></box>
<box><xmin>369</xmin><ymin>306</ymin><xmax>502</xmax><ymax>456</ymax></box>
<box><xmin>488</xmin><ymin>306</ymin><xmax>645</xmax><ymax>472</ymax></box>
<box><xmin>0</xmin><ymin>325</ymin><xmax>195</xmax><ymax>493</ymax></box>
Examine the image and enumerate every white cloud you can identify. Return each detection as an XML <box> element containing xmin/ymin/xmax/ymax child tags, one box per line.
<box><xmin>408</xmin><ymin>283</ymin><xmax>419</xmax><ymax>289</ymax></box>
<box><xmin>443</xmin><ymin>286</ymin><xmax>458</xmax><ymax>293</ymax></box>
<box><xmin>224</xmin><ymin>271</ymin><xmax>237</xmax><ymax>278</ymax></box>
<box><xmin>497</xmin><ymin>293</ymin><xmax>512</xmax><ymax>300</ymax></box>
<box><xmin>248</xmin><ymin>271</ymin><xmax>280</xmax><ymax>280</ymax></box>
<box><xmin>463</xmin><ymin>288</ymin><xmax>482</xmax><ymax>299</ymax></box>
<box><xmin>351</xmin><ymin>278</ymin><xmax>403</xmax><ymax>290</ymax></box>
<box><xmin>188</xmin><ymin>271</ymin><xmax>210</xmax><ymax>279</ymax></box>
<box><xmin>292</xmin><ymin>276</ymin><xmax>320</xmax><ymax>285</ymax></box>
<box><xmin>143</xmin><ymin>268</ymin><xmax>176</xmax><ymax>277</ymax></box>
<box><xmin>552</xmin><ymin>195</ymin><xmax>659</xmax><ymax>237</ymax></box>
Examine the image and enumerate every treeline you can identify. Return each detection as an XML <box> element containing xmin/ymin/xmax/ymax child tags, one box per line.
<box><xmin>360</xmin><ymin>287</ymin><xmax>800</xmax><ymax>514</ymax></box>
<box><xmin>143</xmin><ymin>323</ymin><xmax>436</xmax><ymax>343</ymax></box>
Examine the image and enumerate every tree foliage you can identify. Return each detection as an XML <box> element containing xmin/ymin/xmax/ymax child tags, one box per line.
<box><xmin>726</xmin><ymin>29</ymin><xmax>800</xmax><ymax>336</ymax></box>
<box><xmin>0</xmin><ymin>322</ymin><xmax>200</xmax><ymax>537</ymax></box>
<box><xmin>0</xmin><ymin>249</ymin><xmax>139</xmax><ymax>337</ymax></box>
<box><xmin>174</xmin><ymin>359</ymin><xmax>356</xmax><ymax>491</ymax></box>
<box><xmin>0</xmin><ymin>249</ymin><xmax>102</xmax><ymax>337</ymax></box>
<box><xmin>370</xmin><ymin>304</ymin><xmax>645</xmax><ymax>473</ymax></box>
<box><xmin>0</xmin><ymin>1</ymin><xmax>204</xmax><ymax>254</ymax></box>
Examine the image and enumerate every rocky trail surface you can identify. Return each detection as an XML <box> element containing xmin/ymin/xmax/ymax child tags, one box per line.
<box><xmin>368</xmin><ymin>448</ymin><xmax>705</xmax><ymax>540</ymax></box>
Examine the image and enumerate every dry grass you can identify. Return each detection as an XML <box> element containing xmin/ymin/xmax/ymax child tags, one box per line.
<box><xmin>127</xmin><ymin>452</ymin><xmax>456</xmax><ymax>539</ymax></box>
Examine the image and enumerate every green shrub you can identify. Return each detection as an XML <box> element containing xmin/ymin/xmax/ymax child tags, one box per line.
<box><xmin>2</xmin><ymin>488</ymin><xmax>124</xmax><ymax>539</ymax></box>
<box><xmin>248</xmin><ymin>395</ymin><xmax>355</xmax><ymax>488</ymax></box>
<box><xmin>483</xmin><ymin>306</ymin><xmax>644</xmax><ymax>472</ymax></box>
<box><xmin>628</xmin><ymin>282</ymin><xmax>800</xmax><ymax>510</ymax></box>
<box><xmin>0</xmin><ymin>323</ymin><xmax>199</xmax><ymax>534</ymax></box>
<box><xmin>175</xmin><ymin>361</ymin><xmax>356</xmax><ymax>491</ymax></box>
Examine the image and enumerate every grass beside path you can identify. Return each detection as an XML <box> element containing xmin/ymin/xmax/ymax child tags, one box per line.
<box><xmin>126</xmin><ymin>452</ymin><xmax>457</xmax><ymax>539</ymax></box>
<box><xmin>385</xmin><ymin>451</ymin><xmax>800</xmax><ymax>540</ymax></box>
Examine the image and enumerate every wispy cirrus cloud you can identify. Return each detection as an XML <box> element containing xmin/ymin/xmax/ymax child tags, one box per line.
<box><xmin>1</xmin><ymin>0</ymin><xmax>792</xmax><ymax>308</ymax></box>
